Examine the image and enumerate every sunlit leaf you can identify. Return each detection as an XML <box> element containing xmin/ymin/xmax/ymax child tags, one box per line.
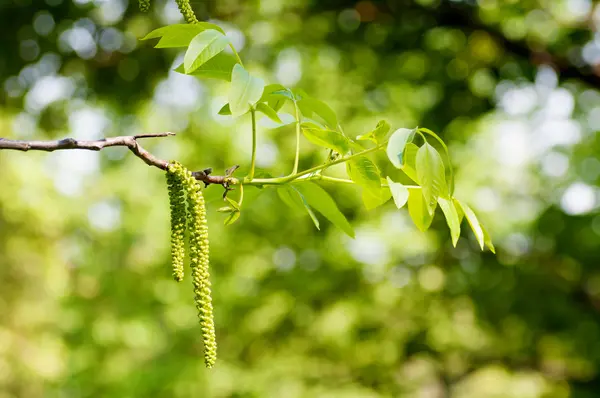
<box><xmin>297</xmin><ymin>98</ymin><xmax>338</xmax><ymax>128</ymax></box>
<box><xmin>229</xmin><ymin>64</ymin><xmax>264</xmax><ymax>117</ymax></box>
<box><xmin>175</xmin><ymin>53</ymin><xmax>236</xmax><ymax>81</ymax></box>
<box><xmin>293</xmin><ymin>182</ymin><xmax>354</xmax><ymax>238</ymax></box>
<box><xmin>386</xmin><ymin>128</ymin><xmax>415</xmax><ymax>168</ymax></box>
<box><xmin>454</xmin><ymin>199</ymin><xmax>493</xmax><ymax>252</ymax></box>
<box><xmin>218</xmin><ymin>103</ymin><xmax>231</xmax><ymax>115</ymax></box>
<box><xmin>402</xmin><ymin>143</ymin><xmax>419</xmax><ymax>183</ymax></box>
<box><xmin>416</xmin><ymin>142</ymin><xmax>448</xmax><ymax>215</ymax></box>
<box><xmin>362</xmin><ymin>185</ymin><xmax>392</xmax><ymax>210</ymax></box>
<box><xmin>386</xmin><ymin>177</ymin><xmax>409</xmax><ymax>209</ymax></box>
<box><xmin>419</xmin><ymin>127</ymin><xmax>455</xmax><ymax>195</ymax></box>
<box><xmin>256</xmin><ymin>102</ymin><xmax>282</xmax><ymax>123</ymax></box>
<box><xmin>347</xmin><ymin>156</ymin><xmax>381</xmax><ymax>194</ymax></box>
<box><xmin>408</xmin><ymin>187</ymin><xmax>433</xmax><ymax>232</ymax></box>
<box><xmin>300</xmin><ymin>122</ymin><xmax>351</xmax><ymax>154</ymax></box>
<box><xmin>184</xmin><ymin>30</ymin><xmax>229</xmax><ymax>73</ymax></box>
<box><xmin>142</xmin><ymin>23</ymin><xmax>225</xmax><ymax>48</ymax></box>
<box><xmin>437</xmin><ymin>197</ymin><xmax>460</xmax><ymax>247</ymax></box>
<box><xmin>357</xmin><ymin>120</ymin><xmax>391</xmax><ymax>144</ymax></box>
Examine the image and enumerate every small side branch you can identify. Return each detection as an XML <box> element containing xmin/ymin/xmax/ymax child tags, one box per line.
<box><xmin>0</xmin><ymin>133</ymin><xmax>230</xmax><ymax>186</ymax></box>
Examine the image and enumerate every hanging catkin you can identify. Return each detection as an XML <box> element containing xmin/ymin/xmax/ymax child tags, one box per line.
<box><xmin>139</xmin><ymin>0</ymin><xmax>150</xmax><ymax>12</ymax></box>
<box><xmin>167</xmin><ymin>162</ymin><xmax>217</xmax><ymax>368</ymax></box>
<box><xmin>166</xmin><ymin>165</ymin><xmax>186</xmax><ymax>282</ymax></box>
<box><xmin>175</xmin><ymin>0</ymin><xmax>199</xmax><ymax>24</ymax></box>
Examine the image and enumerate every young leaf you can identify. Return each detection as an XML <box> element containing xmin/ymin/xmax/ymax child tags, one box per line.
<box><xmin>301</xmin><ymin>122</ymin><xmax>351</xmax><ymax>154</ymax></box>
<box><xmin>357</xmin><ymin>120</ymin><xmax>391</xmax><ymax>144</ymax></box>
<box><xmin>142</xmin><ymin>23</ymin><xmax>225</xmax><ymax>48</ymax></box>
<box><xmin>437</xmin><ymin>197</ymin><xmax>460</xmax><ymax>247</ymax></box>
<box><xmin>402</xmin><ymin>143</ymin><xmax>419</xmax><ymax>183</ymax></box>
<box><xmin>454</xmin><ymin>199</ymin><xmax>494</xmax><ymax>252</ymax></box>
<box><xmin>416</xmin><ymin>142</ymin><xmax>448</xmax><ymax>215</ymax></box>
<box><xmin>419</xmin><ymin>127</ymin><xmax>455</xmax><ymax>195</ymax></box>
<box><xmin>175</xmin><ymin>53</ymin><xmax>236</xmax><ymax>81</ymax></box>
<box><xmin>225</xmin><ymin>196</ymin><xmax>240</xmax><ymax>211</ymax></box>
<box><xmin>271</xmin><ymin>89</ymin><xmax>295</xmax><ymax>101</ymax></box>
<box><xmin>256</xmin><ymin>102</ymin><xmax>282</xmax><ymax>123</ymax></box>
<box><xmin>277</xmin><ymin>186</ymin><xmax>320</xmax><ymax>230</ymax></box>
<box><xmin>229</xmin><ymin>64</ymin><xmax>265</xmax><ymax>117</ymax></box>
<box><xmin>259</xmin><ymin>84</ymin><xmax>286</xmax><ymax>102</ymax></box>
<box><xmin>407</xmin><ymin>187</ymin><xmax>433</xmax><ymax>232</ymax></box>
<box><xmin>362</xmin><ymin>186</ymin><xmax>392</xmax><ymax>210</ymax></box>
<box><xmin>453</xmin><ymin>198</ymin><xmax>464</xmax><ymax>224</ymax></box>
<box><xmin>297</xmin><ymin>98</ymin><xmax>338</xmax><ymax>129</ymax></box>
<box><xmin>183</xmin><ymin>30</ymin><xmax>229</xmax><ymax>73</ymax></box>
<box><xmin>481</xmin><ymin>223</ymin><xmax>496</xmax><ymax>254</ymax></box>
<box><xmin>218</xmin><ymin>103</ymin><xmax>232</xmax><ymax>115</ymax></box>
<box><xmin>386</xmin><ymin>128</ymin><xmax>416</xmax><ymax>169</ymax></box>
<box><xmin>347</xmin><ymin>156</ymin><xmax>381</xmax><ymax>194</ymax></box>
<box><xmin>293</xmin><ymin>182</ymin><xmax>355</xmax><ymax>238</ymax></box>
<box><xmin>224</xmin><ymin>210</ymin><xmax>241</xmax><ymax>225</ymax></box>
<box><xmin>386</xmin><ymin>177</ymin><xmax>409</xmax><ymax>209</ymax></box>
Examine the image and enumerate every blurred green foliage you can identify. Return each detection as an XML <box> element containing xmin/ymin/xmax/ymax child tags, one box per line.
<box><xmin>1</xmin><ymin>0</ymin><xmax>600</xmax><ymax>397</ymax></box>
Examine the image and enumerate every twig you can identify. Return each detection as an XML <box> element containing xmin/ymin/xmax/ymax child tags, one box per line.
<box><xmin>0</xmin><ymin>133</ymin><xmax>231</xmax><ymax>186</ymax></box>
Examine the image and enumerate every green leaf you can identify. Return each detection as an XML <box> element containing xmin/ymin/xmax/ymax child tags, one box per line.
<box><xmin>301</xmin><ymin>122</ymin><xmax>350</xmax><ymax>154</ymax></box>
<box><xmin>256</xmin><ymin>102</ymin><xmax>282</xmax><ymax>123</ymax></box>
<box><xmin>229</xmin><ymin>64</ymin><xmax>265</xmax><ymax>117</ymax></box>
<box><xmin>259</xmin><ymin>84</ymin><xmax>286</xmax><ymax>102</ymax></box>
<box><xmin>277</xmin><ymin>186</ymin><xmax>320</xmax><ymax>230</ymax></box>
<box><xmin>402</xmin><ymin>143</ymin><xmax>419</xmax><ymax>183</ymax></box>
<box><xmin>386</xmin><ymin>128</ymin><xmax>416</xmax><ymax>169</ymax></box>
<box><xmin>225</xmin><ymin>196</ymin><xmax>240</xmax><ymax>211</ymax></box>
<box><xmin>357</xmin><ymin>120</ymin><xmax>391</xmax><ymax>144</ymax></box>
<box><xmin>183</xmin><ymin>30</ymin><xmax>229</xmax><ymax>74</ymax></box>
<box><xmin>454</xmin><ymin>199</ymin><xmax>492</xmax><ymax>251</ymax></box>
<box><xmin>437</xmin><ymin>197</ymin><xmax>460</xmax><ymax>247</ymax></box>
<box><xmin>271</xmin><ymin>89</ymin><xmax>295</xmax><ymax>101</ymax></box>
<box><xmin>142</xmin><ymin>23</ymin><xmax>225</xmax><ymax>48</ymax></box>
<box><xmin>419</xmin><ymin>127</ymin><xmax>455</xmax><ymax>195</ymax></box>
<box><xmin>293</xmin><ymin>182</ymin><xmax>355</xmax><ymax>238</ymax></box>
<box><xmin>416</xmin><ymin>142</ymin><xmax>448</xmax><ymax>215</ymax></box>
<box><xmin>362</xmin><ymin>186</ymin><xmax>392</xmax><ymax>210</ymax></box>
<box><xmin>218</xmin><ymin>103</ymin><xmax>231</xmax><ymax>115</ymax></box>
<box><xmin>347</xmin><ymin>156</ymin><xmax>381</xmax><ymax>194</ymax></box>
<box><xmin>217</xmin><ymin>206</ymin><xmax>234</xmax><ymax>213</ymax></box>
<box><xmin>175</xmin><ymin>53</ymin><xmax>236</xmax><ymax>81</ymax></box>
<box><xmin>481</xmin><ymin>223</ymin><xmax>496</xmax><ymax>254</ymax></box>
<box><xmin>386</xmin><ymin>177</ymin><xmax>409</xmax><ymax>209</ymax></box>
<box><xmin>297</xmin><ymin>98</ymin><xmax>338</xmax><ymax>129</ymax></box>
<box><xmin>453</xmin><ymin>198</ymin><xmax>464</xmax><ymax>224</ymax></box>
<box><xmin>259</xmin><ymin>84</ymin><xmax>288</xmax><ymax>111</ymax></box>
<box><xmin>407</xmin><ymin>188</ymin><xmax>433</xmax><ymax>232</ymax></box>
<box><xmin>224</xmin><ymin>210</ymin><xmax>240</xmax><ymax>225</ymax></box>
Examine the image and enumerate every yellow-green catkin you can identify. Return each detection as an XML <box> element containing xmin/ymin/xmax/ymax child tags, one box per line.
<box><xmin>183</xmin><ymin>169</ymin><xmax>217</xmax><ymax>368</ymax></box>
<box><xmin>166</xmin><ymin>163</ymin><xmax>187</xmax><ymax>282</ymax></box>
<box><xmin>138</xmin><ymin>0</ymin><xmax>150</xmax><ymax>12</ymax></box>
<box><xmin>175</xmin><ymin>0</ymin><xmax>199</xmax><ymax>24</ymax></box>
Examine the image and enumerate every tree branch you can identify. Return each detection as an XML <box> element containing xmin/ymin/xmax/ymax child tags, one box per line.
<box><xmin>0</xmin><ymin>133</ymin><xmax>231</xmax><ymax>186</ymax></box>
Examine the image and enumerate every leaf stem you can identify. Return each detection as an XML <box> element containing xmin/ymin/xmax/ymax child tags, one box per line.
<box><xmin>248</xmin><ymin>108</ymin><xmax>257</xmax><ymax>180</ymax></box>
<box><xmin>229</xmin><ymin>44</ymin><xmax>244</xmax><ymax>66</ymax></box>
<box><xmin>243</xmin><ymin>142</ymin><xmax>386</xmax><ymax>186</ymax></box>
<box><xmin>238</xmin><ymin>183</ymin><xmax>244</xmax><ymax>206</ymax></box>
<box><xmin>290</xmin><ymin>96</ymin><xmax>301</xmax><ymax>176</ymax></box>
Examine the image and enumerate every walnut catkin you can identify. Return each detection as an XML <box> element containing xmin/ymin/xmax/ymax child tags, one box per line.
<box><xmin>139</xmin><ymin>0</ymin><xmax>150</xmax><ymax>11</ymax></box>
<box><xmin>166</xmin><ymin>164</ymin><xmax>186</xmax><ymax>282</ymax></box>
<box><xmin>175</xmin><ymin>0</ymin><xmax>199</xmax><ymax>24</ymax></box>
<box><xmin>167</xmin><ymin>162</ymin><xmax>217</xmax><ymax>368</ymax></box>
